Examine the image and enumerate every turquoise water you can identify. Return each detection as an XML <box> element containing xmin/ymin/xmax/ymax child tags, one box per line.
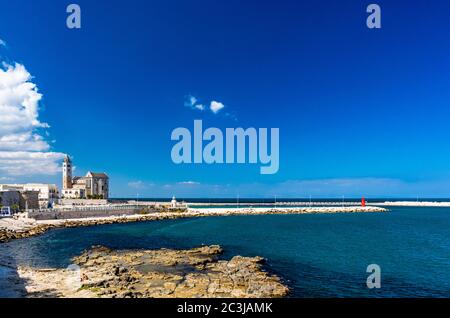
<box><xmin>1</xmin><ymin>206</ymin><xmax>450</xmax><ymax>297</ymax></box>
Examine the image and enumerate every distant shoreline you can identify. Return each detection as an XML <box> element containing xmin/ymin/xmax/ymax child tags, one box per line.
<box><xmin>375</xmin><ymin>201</ymin><xmax>450</xmax><ymax>207</ymax></box>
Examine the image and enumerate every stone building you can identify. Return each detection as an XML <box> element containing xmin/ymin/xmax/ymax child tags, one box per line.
<box><xmin>0</xmin><ymin>190</ymin><xmax>19</xmax><ymax>209</ymax></box>
<box><xmin>61</xmin><ymin>155</ymin><xmax>109</xmax><ymax>199</ymax></box>
<box><xmin>0</xmin><ymin>189</ymin><xmax>39</xmax><ymax>211</ymax></box>
<box><xmin>0</xmin><ymin>184</ymin><xmax>57</xmax><ymax>209</ymax></box>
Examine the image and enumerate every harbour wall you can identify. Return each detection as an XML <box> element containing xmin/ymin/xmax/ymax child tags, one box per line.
<box><xmin>28</xmin><ymin>206</ymin><xmax>144</xmax><ymax>220</ymax></box>
<box><xmin>59</xmin><ymin>199</ymin><xmax>108</xmax><ymax>206</ymax></box>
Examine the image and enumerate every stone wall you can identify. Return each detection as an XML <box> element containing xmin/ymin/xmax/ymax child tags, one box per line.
<box><xmin>0</xmin><ymin>191</ymin><xmax>39</xmax><ymax>211</ymax></box>
<box><xmin>0</xmin><ymin>191</ymin><xmax>20</xmax><ymax>207</ymax></box>
<box><xmin>28</xmin><ymin>207</ymin><xmax>141</xmax><ymax>220</ymax></box>
<box><xmin>20</xmin><ymin>191</ymin><xmax>40</xmax><ymax>210</ymax></box>
<box><xmin>59</xmin><ymin>199</ymin><xmax>108</xmax><ymax>206</ymax></box>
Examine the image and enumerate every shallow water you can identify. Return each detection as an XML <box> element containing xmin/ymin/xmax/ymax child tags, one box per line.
<box><xmin>1</xmin><ymin>206</ymin><xmax>450</xmax><ymax>297</ymax></box>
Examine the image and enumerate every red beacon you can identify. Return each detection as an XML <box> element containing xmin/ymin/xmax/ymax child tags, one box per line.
<box><xmin>361</xmin><ymin>196</ymin><xmax>366</xmax><ymax>207</ymax></box>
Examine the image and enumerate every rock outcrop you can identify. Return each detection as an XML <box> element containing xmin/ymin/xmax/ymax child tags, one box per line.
<box><xmin>0</xmin><ymin>224</ymin><xmax>55</xmax><ymax>243</ymax></box>
<box><xmin>16</xmin><ymin>245</ymin><xmax>289</xmax><ymax>298</ymax></box>
<box><xmin>71</xmin><ymin>245</ymin><xmax>289</xmax><ymax>298</ymax></box>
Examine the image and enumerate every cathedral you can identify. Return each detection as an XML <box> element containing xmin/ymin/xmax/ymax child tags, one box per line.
<box><xmin>61</xmin><ymin>155</ymin><xmax>109</xmax><ymax>199</ymax></box>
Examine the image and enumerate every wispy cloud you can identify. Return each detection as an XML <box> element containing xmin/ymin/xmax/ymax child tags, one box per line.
<box><xmin>184</xmin><ymin>95</ymin><xmax>204</xmax><ymax>111</ymax></box>
<box><xmin>0</xmin><ymin>39</ymin><xmax>6</xmax><ymax>47</ymax></box>
<box><xmin>119</xmin><ymin>177</ymin><xmax>450</xmax><ymax>198</ymax></box>
<box><xmin>177</xmin><ymin>181</ymin><xmax>200</xmax><ymax>185</ymax></box>
<box><xmin>0</xmin><ymin>62</ymin><xmax>65</xmax><ymax>176</ymax></box>
<box><xmin>128</xmin><ymin>180</ymin><xmax>151</xmax><ymax>190</ymax></box>
<box><xmin>184</xmin><ymin>95</ymin><xmax>197</xmax><ymax>107</ymax></box>
<box><xmin>195</xmin><ymin>104</ymin><xmax>205</xmax><ymax>111</ymax></box>
<box><xmin>184</xmin><ymin>95</ymin><xmax>226</xmax><ymax>115</ymax></box>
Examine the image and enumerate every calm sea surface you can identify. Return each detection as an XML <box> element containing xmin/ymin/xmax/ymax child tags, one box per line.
<box><xmin>1</xmin><ymin>206</ymin><xmax>450</xmax><ymax>297</ymax></box>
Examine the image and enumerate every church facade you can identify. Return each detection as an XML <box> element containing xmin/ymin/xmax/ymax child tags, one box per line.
<box><xmin>61</xmin><ymin>156</ymin><xmax>109</xmax><ymax>199</ymax></box>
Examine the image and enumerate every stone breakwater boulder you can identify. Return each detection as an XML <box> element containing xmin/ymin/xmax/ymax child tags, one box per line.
<box><xmin>0</xmin><ymin>224</ymin><xmax>55</xmax><ymax>243</ymax></box>
<box><xmin>0</xmin><ymin>213</ymin><xmax>189</xmax><ymax>243</ymax></box>
<box><xmin>72</xmin><ymin>245</ymin><xmax>289</xmax><ymax>298</ymax></box>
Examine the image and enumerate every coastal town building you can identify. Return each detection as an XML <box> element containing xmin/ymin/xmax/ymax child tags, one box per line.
<box><xmin>0</xmin><ymin>189</ymin><xmax>39</xmax><ymax>211</ymax></box>
<box><xmin>19</xmin><ymin>191</ymin><xmax>40</xmax><ymax>210</ymax></box>
<box><xmin>61</xmin><ymin>155</ymin><xmax>109</xmax><ymax>199</ymax></box>
<box><xmin>0</xmin><ymin>184</ymin><xmax>58</xmax><ymax>209</ymax></box>
<box><xmin>0</xmin><ymin>190</ymin><xmax>19</xmax><ymax>208</ymax></box>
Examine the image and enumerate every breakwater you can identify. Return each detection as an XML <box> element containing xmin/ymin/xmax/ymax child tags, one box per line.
<box><xmin>1</xmin><ymin>206</ymin><xmax>387</xmax><ymax>243</ymax></box>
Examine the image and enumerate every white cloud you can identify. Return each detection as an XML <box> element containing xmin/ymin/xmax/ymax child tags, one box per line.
<box><xmin>116</xmin><ymin>177</ymin><xmax>450</xmax><ymax>198</ymax></box>
<box><xmin>0</xmin><ymin>151</ymin><xmax>64</xmax><ymax>176</ymax></box>
<box><xmin>0</xmin><ymin>62</ymin><xmax>65</xmax><ymax>176</ymax></box>
<box><xmin>0</xmin><ymin>39</ymin><xmax>5</xmax><ymax>47</ymax></box>
<box><xmin>210</xmin><ymin>100</ymin><xmax>225</xmax><ymax>114</ymax></box>
<box><xmin>177</xmin><ymin>181</ymin><xmax>200</xmax><ymax>185</ymax></box>
<box><xmin>185</xmin><ymin>95</ymin><xmax>227</xmax><ymax>115</ymax></box>
<box><xmin>187</xmin><ymin>95</ymin><xmax>197</xmax><ymax>106</ymax></box>
<box><xmin>195</xmin><ymin>104</ymin><xmax>205</xmax><ymax>111</ymax></box>
<box><xmin>128</xmin><ymin>180</ymin><xmax>150</xmax><ymax>189</ymax></box>
<box><xmin>184</xmin><ymin>95</ymin><xmax>204</xmax><ymax>111</ymax></box>
<box><xmin>0</xmin><ymin>132</ymin><xmax>50</xmax><ymax>151</ymax></box>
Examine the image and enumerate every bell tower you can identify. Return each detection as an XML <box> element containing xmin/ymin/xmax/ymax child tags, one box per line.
<box><xmin>63</xmin><ymin>155</ymin><xmax>73</xmax><ymax>189</ymax></box>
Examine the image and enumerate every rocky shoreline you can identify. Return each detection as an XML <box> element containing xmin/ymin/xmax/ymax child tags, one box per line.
<box><xmin>16</xmin><ymin>245</ymin><xmax>289</xmax><ymax>298</ymax></box>
<box><xmin>1</xmin><ymin>206</ymin><xmax>388</xmax><ymax>244</ymax></box>
<box><xmin>1</xmin><ymin>206</ymin><xmax>388</xmax><ymax>298</ymax></box>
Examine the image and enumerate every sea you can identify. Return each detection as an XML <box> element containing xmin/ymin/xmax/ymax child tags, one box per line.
<box><xmin>1</xmin><ymin>200</ymin><xmax>450</xmax><ymax>298</ymax></box>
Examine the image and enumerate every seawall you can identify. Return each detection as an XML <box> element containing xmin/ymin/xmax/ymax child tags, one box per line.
<box><xmin>28</xmin><ymin>208</ymin><xmax>140</xmax><ymax>220</ymax></box>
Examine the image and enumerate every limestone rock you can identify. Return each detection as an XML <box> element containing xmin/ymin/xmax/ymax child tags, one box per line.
<box><xmin>65</xmin><ymin>245</ymin><xmax>289</xmax><ymax>298</ymax></box>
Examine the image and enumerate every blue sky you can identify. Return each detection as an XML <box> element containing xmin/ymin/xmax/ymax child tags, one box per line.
<box><xmin>1</xmin><ymin>0</ymin><xmax>450</xmax><ymax>198</ymax></box>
